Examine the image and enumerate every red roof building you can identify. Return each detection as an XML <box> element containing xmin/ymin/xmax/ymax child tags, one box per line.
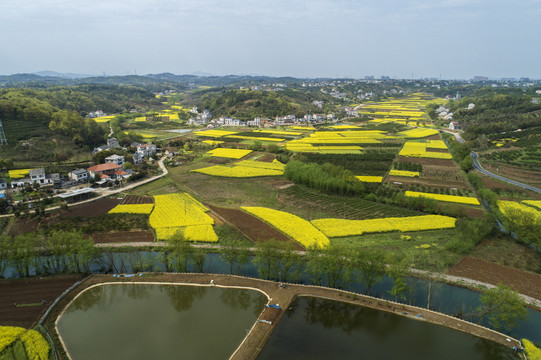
<box><xmin>87</xmin><ymin>163</ymin><xmax>121</xmax><ymax>178</ymax></box>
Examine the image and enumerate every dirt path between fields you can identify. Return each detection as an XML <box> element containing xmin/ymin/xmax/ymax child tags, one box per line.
<box><xmin>48</xmin><ymin>273</ymin><xmax>521</xmax><ymax>360</ymax></box>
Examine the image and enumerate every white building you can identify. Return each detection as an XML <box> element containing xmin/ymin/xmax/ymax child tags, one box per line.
<box><xmin>105</xmin><ymin>154</ymin><xmax>125</xmax><ymax>166</ymax></box>
<box><xmin>68</xmin><ymin>169</ymin><xmax>89</xmax><ymax>182</ymax></box>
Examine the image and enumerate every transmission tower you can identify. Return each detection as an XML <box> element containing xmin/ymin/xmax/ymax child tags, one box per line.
<box><xmin>0</xmin><ymin>118</ymin><xmax>7</xmax><ymax>145</ymax></box>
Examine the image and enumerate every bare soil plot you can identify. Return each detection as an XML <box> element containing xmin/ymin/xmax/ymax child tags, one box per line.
<box><xmin>449</xmin><ymin>256</ymin><xmax>541</xmax><ymax>301</ymax></box>
<box><xmin>120</xmin><ymin>195</ymin><xmax>154</xmax><ymax>204</ymax></box>
<box><xmin>469</xmin><ymin>239</ymin><xmax>541</xmax><ymax>273</ymax></box>
<box><xmin>385</xmin><ymin>176</ymin><xmax>468</xmax><ymax>190</ymax></box>
<box><xmin>264</xmin><ymin>179</ymin><xmax>295</xmax><ymax>190</ymax></box>
<box><xmin>257</xmin><ymin>154</ymin><xmax>276</xmax><ymax>163</ymax></box>
<box><xmin>7</xmin><ymin>217</ymin><xmax>40</xmax><ymax>237</ymax></box>
<box><xmin>88</xmin><ymin>231</ymin><xmax>154</xmax><ymax>244</ymax></box>
<box><xmin>64</xmin><ymin>198</ymin><xmax>120</xmax><ymax>217</ymax></box>
<box><xmin>0</xmin><ymin>275</ymin><xmax>84</xmax><ymax>328</ymax></box>
<box><xmin>482</xmin><ymin>162</ymin><xmax>541</xmax><ymax>187</ymax></box>
<box><xmin>398</xmin><ymin>156</ymin><xmax>455</xmax><ymax>167</ymax></box>
<box><xmin>207</xmin><ymin>205</ymin><xmax>303</xmax><ymax>250</ymax></box>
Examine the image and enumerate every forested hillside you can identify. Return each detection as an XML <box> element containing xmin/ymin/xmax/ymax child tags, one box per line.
<box><xmin>449</xmin><ymin>94</ymin><xmax>541</xmax><ymax>140</ymax></box>
<box><xmin>195</xmin><ymin>89</ymin><xmax>333</xmax><ymax>120</ymax></box>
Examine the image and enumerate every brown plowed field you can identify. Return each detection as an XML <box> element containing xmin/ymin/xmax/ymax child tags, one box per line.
<box><xmin>449</xmin><ymin>256</ymin><xmax>541</xmax><ymax>301</ymax></box>
<box><xmin>65</xmin><ymin>198</ymin><xmax>120</xmax><ymax>217</ymax></box>
<box><xmin>120</xmin><ymin>195</ymin><xmax>154</xmax><ymax>204</ymax></box>
<box><xmin>89</xmin><ymin>231</ymin><xmax>154</xmax><ymax>244</ymax></box>
<box><xmin>7</xmin><ymin>218</ymin><xmax>40</xmax><ymax>237</ymax></box>
<box><xmin>398</xmin><ymin>156</ymin><xmax>455</xmax><ymax>167</ymax></box>
<box><xmin>258</xmin><ymin>153</ymin><xmax>276</xmax><ymax>163</ymax></box>
<box><xmin>385</xmin><ymin>176</ymin><xmax>468</xmax><ymax>190</ymax></box>
<box><xmin>0</xmin><ymin>275</ymin><xmax>84</xmax><ymax>328</ymax></box>
<box><xmin>207</xmin><ymin>205</ymin><xmax>303</xmax><ymax>250</ymax></box>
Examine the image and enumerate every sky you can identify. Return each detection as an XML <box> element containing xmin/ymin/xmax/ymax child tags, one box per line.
<box><xmin>1</xmin><ymin>0</ymin><xmax>540</xmax><ymax>79</ymax></box>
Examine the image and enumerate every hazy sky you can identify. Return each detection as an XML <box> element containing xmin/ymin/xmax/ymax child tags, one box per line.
<box><xmin>1</xmin><ymin>0</ymin><xmax>540</xmax><ymax>79</ymax></box>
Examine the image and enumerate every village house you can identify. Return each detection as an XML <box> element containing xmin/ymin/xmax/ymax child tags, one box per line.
<box><xmin>87</xmin><ymin>163</ymin><xmax>122</xmax><ymax>179</ymax></box>
<box><xmin>92</xmin><ymin>145</ymin><xmax>111</xmax><ymax>155</ymax></box>
<box><xmin>29</xmin><ymin>168</ymin><xmax>47</xmax><ymax>185</ymax></box>
<box><xmin>0</xmin><ymin>179</ymin><xmax>7</xmax><ymax>190</ymax></box>
<box><xmin>449</xmin><ymin>121</ymin><xmax>461</xmax><ymax>130</ymax></box>
<box><xmin>68</xmin><ymin>168</ymin><xmax>89</xmax><ymax>182</ymax></box>
<box><xmin>105</xmin><ymin>154</ymin><xmax>125</xmax><ymax>166</ymax></box>
<box><xmin>132</xmin><ymin>152</ymin><xmax>143</xmax><ymax>165</ymax></box>
<box><xmin>107</xmin><ymin>137</ymin><xmax>120</xmax><ymax>148</ymax></box>
<box><xmin>137</xmin><ymin>143</ymin><xmax>157</xmax><ymax>157</ymax></box>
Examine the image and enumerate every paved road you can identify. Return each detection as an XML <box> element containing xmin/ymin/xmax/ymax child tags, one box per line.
<box><xmin>442</xmin><ymin>130</ymin><xmax>541</xmax><ymax>194</ymax></box>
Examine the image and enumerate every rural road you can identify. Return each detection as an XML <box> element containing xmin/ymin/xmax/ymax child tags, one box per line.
<box><xmin>443</xmin><ymin>130</ymin><xmax>541</xmax><ymax>194</ymax></box>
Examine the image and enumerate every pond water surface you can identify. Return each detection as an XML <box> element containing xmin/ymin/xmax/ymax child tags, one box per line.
<box><xmin>258</xmin><ymin>297</ymin><xmax>518</xmax><ymax>360</ymax></box>
<box><xmin>57</xmin><ymin>284</ymin><xmax>267</xmax><ymax>360</ymax></box>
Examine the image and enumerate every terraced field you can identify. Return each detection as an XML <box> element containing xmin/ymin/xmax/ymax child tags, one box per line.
<box><xmin>278</xmin><ymin>185</ymin><xmax>421</xmax><ymax>220</ymax></box>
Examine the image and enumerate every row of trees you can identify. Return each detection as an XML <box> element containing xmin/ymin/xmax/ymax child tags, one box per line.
<box><xmin>284</xmin><ymin>160</ymin><xmax>365</xmax><ymax>196</ymax></box>
<box><xmin>0</xmin><ymin>231</ymin><xmax>97</xmax><ymax>277</ymax></box>
<box><xmin>0</xmin><ymin>232</ymin><xmax>527</xmax><ymax>331</ymax></box>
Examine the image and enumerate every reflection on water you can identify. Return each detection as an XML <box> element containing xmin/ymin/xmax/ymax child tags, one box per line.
<box><xmin>258</xmin><ymin>297</ymin><xmax>518</xmax><ymax>360</ymax></box>
<box><xmin>58</xmin><ymin>284</ymin><xmax>266</xmax><ymax>360</ymax></box>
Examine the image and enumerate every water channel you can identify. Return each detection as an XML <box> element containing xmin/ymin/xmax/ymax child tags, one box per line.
<box><xmin>4</xmin><ymin>251</ymin><xmax>541</xmax><ymax>344</ymax></box>
<box><xmin>56</xmin><ymin>284</ymin><xmax>267</xmax><ymax>360</ymax></box>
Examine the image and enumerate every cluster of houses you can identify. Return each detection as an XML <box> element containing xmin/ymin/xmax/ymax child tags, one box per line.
<box><xmin>188</xmin><ymin>112</ymin><xmax>342</xmax><ymax>127</ymax></box>
<box><xmin>2</xmin><ymin>138</ymin><xmax>159</xmax><ymax>191</ymax></box>
<box><xmin>93</xmin><ymin>138</ymin><xmax>157</xmax><ymax>166</ymax></box>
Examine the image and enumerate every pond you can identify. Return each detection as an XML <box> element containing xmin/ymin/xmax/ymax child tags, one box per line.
<box><xmin>258</xmin><ymin>297</ymin><xmax>519</xmax><ymax>360</ymax></box>
<box><xmin>5</xmin><ymin>251</ymin><xmax>541</xmax><ymax>343</ymax></box>
<box><xmin>56</xmin><ymin>284</ymin><xmax>267</xmax><ymax>360</ymax></box>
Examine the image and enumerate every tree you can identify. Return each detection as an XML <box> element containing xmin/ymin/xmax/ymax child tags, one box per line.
<box><xmin>0</xmin><ymin>235</ymin><xmax>10</xmax><ymax>278</ymax></box>
<box><xmin>386</xmin><ymin>254</ymin><xmax>409</xmax><ymax>302</ymax></box>
<box><xmin>477</xmin><ymin>284</ymin><xmax>528</xmax><ymax>331</ymax></box>
<box><xmin>220</xmin><ymin>239</ymin><xmax>250</xmax><ymax>274</ymax></box>
<box><xmin>252</xmin><ymin>240</ymin><xmax>282</xmax><ymax>280</ymax></box>
<box><xmin>306</xmin><ymin>245</ymin><xmax>354</xmax><ymax>289</ymax></box>
<box><xmin>356</xmin><ymin>249</ymin><xmax>385</xmax><ymax>296</ymax></box>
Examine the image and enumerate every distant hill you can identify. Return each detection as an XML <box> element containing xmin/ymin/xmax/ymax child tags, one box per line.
<box><xmin>34</xmin><ymin>71</ymin><xmax>95</xmax><ymax>79</ymax></box>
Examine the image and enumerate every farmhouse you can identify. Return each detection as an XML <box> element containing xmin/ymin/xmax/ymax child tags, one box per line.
<box><xmin>87</xmin><ymin>163</ymin><xmax>122</xmax><ymax>179</ymax></box>
<box><xmin>105</xmin><ymin>154</ymin><xmax>125</xmax><ymax>166</ymax></box>
<box><xmin>137</xmin><ymin>143</ymin><xmax>157</xmax><ymax>157</ymax></box>
<box><xmin>0</xmin><ymin>179</ymin><xmax>7</xmax><ymax>189</ymax></box>
<box><xmin>68</xmin><ymin>168</ymin><xmax>89</xmax><ymax>182</ymax></box>
<box><xmin>449</xmin><ymin>121</ymin><xmax>461</xmax><ymax>130</ymax></box>
<box><xmin>29</xmin><ymin>168</ymin><xmax>46</xmax><ymax>185</ymax></box>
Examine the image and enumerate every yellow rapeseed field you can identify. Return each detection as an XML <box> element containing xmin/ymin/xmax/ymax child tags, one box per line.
<box><xmin>498</xmin><ymin>201</ymin><xmax>541</xmax><ymax>226</ymax></box>
<box><xmin>8</xmin><ymin>169</ymin><xmax>32</xmax><ymax>179</ymax></box>
<box><xmin>311</xmin><ymin>215</ymin><xmax>456</xmax><ymax>237</ymax></box>
<box><xmin>389</xmin><ymin>169</ymin><xmax>420</xmax><ymax>177</ymax></box>
<box><xmin>405</xmin><ymin>191</ymin><xmax>480</xmax><ymax>205</ymax></box>
<box><xmin>523</xmin><ymin>200</ymin><xmax>541</xmax><ymax>211</ymax></box>
<box><xmin>242</xmin><ymin>207</ymin><xmax>330</xmax><ymax>249</ymax></box>
<box><xmin>0</xmin><ymin>327</ymin><xmax>49</xmax><ymax>359</ymax></box>
<box><xmin>522</xmin><ymin>339</ymin><xmax>541</xmax><ymax>360</ymax></box>
<box><xmin>355</xmin><ymin>176</ymin><xmax>383</xmax><ymax>183</ymax></box>
<box><xmin>207</xmin><ymin>148</ymin><xmax>253</xmax><ymax>159</ymax></box>
<box><xmin>225</xmin><ymin>135</ymin><xmax>284</xmax><ymax>142</ymax></box>
<box><xmin>149</xmin><ymin>193</ymin><xmax>217</xmax><ymax>242</ymax></box>
<box><xmin>252</xmin><ymin>129</ymin><xmax>302</xmax><ymax>136</ymax></box>
<box><xmin>400</xmin><ymin>128</ymin><xmax>439</xmax><ymax>138</ymax></box>
<box><xmin>194</xmin><ymin>129</ymin><xmax>239</xmax><ymax>138</ymax></box>
<box><xmin>399</xmin><ymin>141</ymin><xmax>452</xmax><ymax>159</ymax></box>
<box><xmin>192</xmin><ymin>165</ymin><xmax>283</xmax><ymax>178</ymax></box>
